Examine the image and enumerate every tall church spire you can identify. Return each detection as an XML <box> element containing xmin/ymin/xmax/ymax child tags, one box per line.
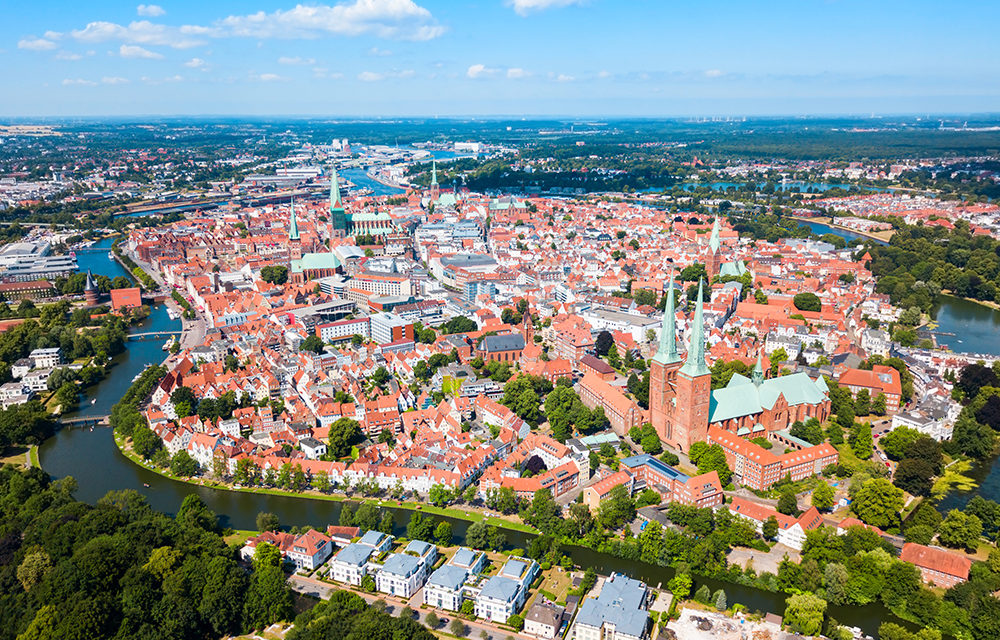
<box><xmin>653</xmin><ymin>274</ymin><xmax>680</xmax><ymax>364</ymax></box>
<box><xmin>752</xmin><ymin>349</ymin><xmax>764</xmax><ymax>386</ymax></box>
<box><xmin>709</xmin><ymin>216</ymin><xmax>721</xmax><ymax>254</ymax></box>
<box><xmin>288</xmin><ymin>199</ymin><xmax>299</xmax><ymax>241</ymax></box>
<box><xmin>680</xmin><ymin>279</ymin><xmax>711</xmax><ymax>377</ymax></box>
<box><xmin>431</xmin><ymin>160</ymin><xmax>438</xmax><ymax>186</ymax></box>
<box><xmin>330</xmin><ymin>168</ymin><xmax>342</xmax><ymax>208</ymax></box>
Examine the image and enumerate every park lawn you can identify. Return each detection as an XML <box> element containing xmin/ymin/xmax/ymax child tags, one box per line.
<box><xmin>225</xmin><ymin>529</ymin><xmax>258</xmax><ymax>546</ymax></box>
<box><xmin>0</xmin><ymin>446</ymin><xmax>27</xmax><ymax>466</ymax></box>
<box><xmin>834</xmin><ymin>442</ymin><xmax>865</xmax><ymax>471</ymax></box>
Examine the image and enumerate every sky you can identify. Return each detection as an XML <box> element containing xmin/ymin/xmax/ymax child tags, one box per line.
<box><xmin>3</xmin><ymin>0</ymin><xmax>1000</xmax><ymax>117</ymax></box>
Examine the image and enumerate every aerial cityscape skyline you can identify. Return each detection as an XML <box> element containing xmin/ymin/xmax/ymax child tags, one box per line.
<box><xmin>5</xmin><ymin>0</ymin><xmax>1000</xmax><ymax>116</ymax></box>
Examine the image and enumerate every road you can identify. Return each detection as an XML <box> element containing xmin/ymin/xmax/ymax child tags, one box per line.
<box><xmin>288</xmin><ymin>573</ymin><xmax>534</xmax><ymax>640</ymax></box>
<box><xmin>128</xmin><ymin>248</ymin><xmax>208</xmax><ymax>352</ymax></box>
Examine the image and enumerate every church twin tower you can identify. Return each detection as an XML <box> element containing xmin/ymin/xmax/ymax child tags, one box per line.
<box><xmin>649</xmin><ymin>217</ymin><xmax>723</xmax><ymax>452</ymax></box>
<box><xmin>649</xmin><ymin>277</ymin><xmax>712</xmax><ymax>453</ymax></box>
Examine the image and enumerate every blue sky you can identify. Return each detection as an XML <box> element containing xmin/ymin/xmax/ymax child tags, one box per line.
<box><xmin>3</xmin><ymin>0</ymin><xmax>999</xmax><ymax>117</ymax></box>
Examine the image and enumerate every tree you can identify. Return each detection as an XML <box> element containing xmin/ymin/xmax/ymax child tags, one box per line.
<box><xmin>667</xmin><ymin>574</ymin><xmax>692</xmax><ymax>600</ymax></box>
<box><xmin>762</xmin><ymin>516</ymin><xmax>780</xmax><ymax>541</ymax></box>
<box><xmin>905</xmin><ymin>436</ymin><xmax>943</xmax><ymax>474</ymax></box>
<box><xmin>938</xmin><ymin>510</ymin><xmax>983</xmax><ymax>550</ymax></box>
<box><xmin>598</xmin><ymin>483</ymin><xmax>636</xmax><ymax>529</ymax></box>
<box><xmin>326</xmin><ymin>417</ymin><xmax>362</xmax><ymax>458</ymax></box>
<box><xmin>783</xmin><ymin>593</ymin><xmax>827</xmax><ymax>636</ymax></box>
<box><xmin>170</xmin><ymin>449</ymin><xmax>198</xmax><ymax>476</ymax></box>
<box><xmin>16</xmin><ymin>549</ymin><xmax>51</xmax><ymax>592</ymax></box>
<box><xmin>508</xmin><ymin>614</ymin><xmax>525</xmax><ymax>631</ymax></box>
<box><xmin>253</xmin><ymin>541</ymin><xmax>283</xmax><ymax>571</ymax></box>
<box><xmin>893</xmin><ymin>458</ymin><xmax>935</xmax><ymax>497</ymax></box>
<box><xmin>882</xmin><ymin>427</ymin><xmax>923</xmax><ymax>460</ymax></box>
<box><xmin>260</xmin><ymin>265</ymin><xmax>288</xmax><ymax>285</ymax></box>
<box><xmin>355</xmin><ymin>503</ymin><xmax>380</xmax><ymax>532</ymax></box>
<box><xmin>425</xmin><ymin>611</ymin><xmax>440</xmax><ymax>628</ymax></box>
<box><xmin>812</xmin><ymin>482</ymin><xmax>835</xmax><ymax>511</ymax></box>
<box><xmin>132</xmin><ymin>424</ymin><xmax>161</xmax><ymax>459</ymax></box>
<box><xmin>435</xmin><ymin>520</ymin><xmax>453</xmax><ymax>545</ymax></box>
<box><xmin>407</xmin><ymin>513</ymin><xmax>435</xmax><ymax>541</ymax></box>
<box><xmin>792</xmin><ymin>292</ymin><xmax>822</xmax><ymax>312</ymax></box>
<box><xmin>450</xmin><ymin>619</ymin><xmax>467</xmax><ymax>636</ymax></box>
<box><xmin>339</xmin><ymin>504</ymin><xmax>355</xmax><ymax>527</ymax></box>
<box><xmin>299</xmin><ymin>335</ymin><xmax>325</xmax><ymax>353</ymax></box>
<box><xmin>854</xmin><ymin>388</ymin><xmax>871</xmax><ymax>416</ymax></box>
<box><xmin>853</xmin><ymin>478</ymin><xmax>904</xmax><ymax>529</ymax></box>
<box><xmin>688</xmin><ymin>442</ymin><xmax>733</xmax><ymax>485</ymax></box>
<box><xmin>461</xmin><ymin>600</ymin><xmax>475</xmax><ymax>616</ymax></box>
<box><xmin>199</xmin><ymin>556</ymin><xmax>250</xmax><ymax>636</ymax></box>
<box><xmin>777</xmin><ymin>487</ymin><xmax>798</xmax><ymax>516</ymax></box>
<box><xmin>594</xmin><ymin>331</ymin><xmax>614</xmax><ymax>357</ymax></box>
<box><xmin>873</xmin><ymin>392</ymin><xmax>888</xmax><ymax>416</ymax></box>
<box><xmin>789</xmin><ymin>418</ymin><xmax>825</xmax><ymax>445</ymax></box>
<box><xmin>714</xmin><ymin>589</ymin><xmax>727</xmax><ymax>611</ymax></box>
<box><xmin>379</xmin><ymin>511</ymin><xmax>395</xmax><ymax>535</ymax></box>
<box><xmin>850</xmin><ymin>423</ymin><xmax>873</xmax><ymax>460</ymax></box>
<box><xmin>256</xmin><ymin>511</ymin><xmax>280</xmax><ymax>532</ymax></box>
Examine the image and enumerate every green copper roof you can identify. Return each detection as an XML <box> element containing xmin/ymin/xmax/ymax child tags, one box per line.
<box><xmin>719</xmin><ymin>260</ymin><xmax>747</xmax><ymax>277</ymax></box>
<box><xmin>652</xmin><ymin>274</ymin><xmax>680</xmax><ymax>365</ymax></box>
<box><xmin>431</xmin><ymin>160</ymin><xmax>438</xmax><ymax>186</ymax></box>
<box><xmin>679</xmin><ymin>278</ymin><xmax>711</xmax><ymax>378</ymax></box>
<box><xmin>288</xmin><ymin>199</ymin><xmax>300</xmax><ymax>241</ymax></box>
<box><xmin>709</xmin><ymin>216</ymin><xmax>721</xmax><ymax>254</ymax></box>
<box><xmin>290</xmin><ymin>252</ymin><xmax>341</xmax><ymax>273</ymax></box>
<box><xmin>752</xmin><ymin>351</ymin><xmax>764</xmax><ymax>386</ymax></box>
<box><xmin>709</xmin><ymin>371</ymin><xmax>828</xmax><ymax>423</ymax></box>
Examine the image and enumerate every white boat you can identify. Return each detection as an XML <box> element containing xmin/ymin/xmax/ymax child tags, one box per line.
<box><xmin>108</xmin><ymin>252</ymin><xmax>115</xmax><ymax>261</ymax></box>
<box><xmin>166</xmin><ymin>308</ymin><xmax>180</xmax><ymax>320</ymax></box>
<box><xmin>91</xmin><ymin>399</ymin><xmax>96</xmax><ymax>404</ymax></box>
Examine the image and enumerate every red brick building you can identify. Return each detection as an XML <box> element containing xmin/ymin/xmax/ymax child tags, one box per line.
<box><xmin>708</xmin><ymin>426</ymin><xmax>839</xmax><ymax>490</ymax></box>
<box><xmin>899</xmin><ymin>543</ymin><xmax>971</xmax><ymax>588</ymax></box>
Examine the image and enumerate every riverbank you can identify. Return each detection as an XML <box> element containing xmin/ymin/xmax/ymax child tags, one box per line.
<box><xmin>940</xmin><ymin>289</ymin><xmax>1000</xmax><ymax>312</ymax></box>
<box><xmin>111</xmin><ymin>431</ymin><xmax>540</xmax><ymax>535</ymax></box>
<box><xmin>788</xmin><ymin>215</ymin><xmax>896</xmax><ymax>243</ymax></box>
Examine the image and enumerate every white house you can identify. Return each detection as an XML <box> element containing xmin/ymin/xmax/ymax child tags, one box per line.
<box><xmin>524</xmin><ymin>601</ymin><xmax>563</xmax><ymax>640</ymax></box>
<box><xmin>473</xmin><ymin>557</ymin><xmax>539</xmax><ymax>624</ymax></box>
<box><xmin>573</xmin><ymin>574</ymin><xmax>649</xmax><ymax>640</ymax></box>
<box><xmin>727</xmin><ymin>497</ymin><xmax>823</xmax><ymax>551</ymax></box>
<box><xmin>299</xmin><ymin>436</ymin><xmax>327</xmax><ymax>460</ymax></box>
<box><xmin>329</xmin><ymin>543</ymin><xmax>375</xmax><ymax>586</ymax></box>
<box><xmin>424</xmin><ymin>564</ymin><xmax>471</xmax><ymax>611</ymax></box>
<box><xmin>286</xmin><ymin>530</ymin><xmax>333</xmax><ymax>571</ymax></box>
<box><xmin>357</xmin><ymin>530</ymin><xmax>394</xmax><ymax>553</ymax></box>
<box><xmin>377</xmin><ymin>553</ymin><xmax>425</xmax><ymax>598</ymax></box>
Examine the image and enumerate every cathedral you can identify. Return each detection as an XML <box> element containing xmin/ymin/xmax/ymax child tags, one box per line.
<box><xmin>328</xmin><ymin>168</ymin><xmax>397</xmax><ymax>240</ymax></box>
<box><xmin>288</xmin><ymin>198</ymin><xmax>340</xmax><ymax>284</ymax></box>
<box><xmin>649</xmin><ymin>276</ymin><xmax>830</xmax><ymax>452</ymax></box>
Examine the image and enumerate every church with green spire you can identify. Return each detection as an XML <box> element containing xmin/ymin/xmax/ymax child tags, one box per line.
<box><xmin>328</xmin><ymin>165</ymin><xmax>398</xmax><ymax>239</ymax></box>
<box><xmin>287</xmin><ymin>196</ymin><xmax>341</xmax><ymax>285</ymax></box>
<box><xmin>649</xmin><ymin>275</ymin><xmax>831</xmax><ymax>452</ymax></box>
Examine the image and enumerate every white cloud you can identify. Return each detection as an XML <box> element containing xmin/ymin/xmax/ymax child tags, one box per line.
<box><xmin>278</xmin><ymin>56</ymin><xmax>315</xmax><ymax>65</ymax></box>
<box><xmin>367</xmin><ymin>47</ymin><xmax>392</xmax><ymax>56</ymax></box>
<box><xmin>314</xmin><ymin>68</ymin><xmax>344</xmax><ymax>79</ymax></box>
<box><xmin>119</xmin><ymin>44</ymin><xmax>164</xmax><ymax>59</ymax></box>
<box><xmin>506</xmin><ymin>67</ymin><xmax>528</xmax><ymax>79</ymax></box>
<box><xmin>219</xmin><ymin>0</ymin><xmax>446</xmax><ymax>41</ymax></box>
<box><xmin>44</xmin><ymin>31</ymin><xmax>64</xmax><ymax>40</ymax></box>
<box><xmin>71</xmin><ymin>20</ymin><xmax>215</xmax><ymax>49</ymax></box>
<box><xmin>358</xmin><ymin>69</ymin><xmax>412</xmax><ymax>81</ymax></box>
<box><xmin>62</xmin><ymin>78</ymin><xmax>97</xmax><ymax>86</ymax></box>
<box><xmin>507</xmin><ymin>0</ymin><xmax>585</xmax><ymax>17</ymax></box>
<box><xmin>254</xmin><ymin>73</ymin><xmax>289</xmax><ymax>81</ymax></box>
<box><xmin>55</xmin><ymin>50</ymin><xmax>83</xmax><ymax>60</ymax></box>
<box><xmin>704</xmin><ymin>69</ymin><xmax>724</xmax><ymax>77</ymax></box>
<box><xmin>467</xmin><ymin>64</ymin><xmax>498</xmax><ymax>79</ymax></box>
<box><xmin>102</xmin><ymin>76</ymin><xmax>130</xmax><ymax>84</ymax></box>
<box><xmin>597</xmin><ymin>70</ymin><xmax>611</xmax><ymax>78</ymax></box>
<box><xmin>137</xmin><ymin>4</ymin><xmax>166</xmax><ymax>17</ymax></box>
<box><xmin>18</xmin><ymin>38</ymin><xmax>58</xmax><ymax>51</ymax></box>
<box><xmin>556</xmin><ymin>74</ymin><xmax>574</xmax><ymax>82</ymax></box>
<box><xmin>183</xmin><ymin>57</ymin><xmax>205</xmax><ymax>67</ymax></box>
